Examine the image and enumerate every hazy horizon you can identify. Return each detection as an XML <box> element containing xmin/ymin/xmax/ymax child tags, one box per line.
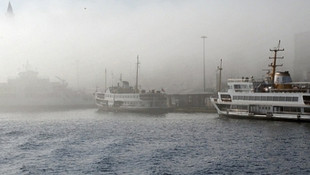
<box><xmin>1</xmin><ymin>0</ymin><xmax>310</xmax><ymax>93</ymax></box>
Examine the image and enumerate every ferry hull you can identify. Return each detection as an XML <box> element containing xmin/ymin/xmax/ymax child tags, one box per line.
<box><xmin>218</xmin><ymin>113</ymin><xmax>310</xmax><ymax>122</ymax></box>
<box><xmin>211</xmin><ymin>99</ymin><xmax>310</xmax><ymax>122</ymax></box>
<box><xmin>96</xmin><ymin>104</ymin><xmax>170</xmax><ymax>113</ymax></box>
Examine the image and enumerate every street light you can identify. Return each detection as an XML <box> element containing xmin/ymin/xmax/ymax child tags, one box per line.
<box><xmin>201</xmin><ymin>36</ymin><xmax>207</xmax><ymax>92</ymax></box>
<box><xmin>217</xmin><ymin>59</ymin><xmax>223</xmax><ymax>92</ymax></box>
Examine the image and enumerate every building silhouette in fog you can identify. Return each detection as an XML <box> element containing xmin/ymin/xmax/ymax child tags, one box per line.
<box><xmin>294</xmin><ymin>31</ymin><xmax>310</xmax><ymax>81</ymax></box>
<box><xmin>6</xmin><ymin>2</ymin><xmax>14</xmax><ymax>17</ymax></box>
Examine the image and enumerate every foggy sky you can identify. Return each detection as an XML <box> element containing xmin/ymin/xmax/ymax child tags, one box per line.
<box><xmin>0</xmin><ymin>0</ymin><xmax>310</xmax><ymax>93</ymax></box>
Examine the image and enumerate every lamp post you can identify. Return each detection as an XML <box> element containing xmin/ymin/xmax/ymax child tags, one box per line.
<box><xmin>217</xmin><ymin>59</ymin><xmax>223</xmax><ymax>92</ymax></box>
<box><xmin>76</xmin><ymin>60</ymin><xmax>79</xmax><ymax>90</ymax></box>
<box><xmin>201</xmin><ymin>36</ymin><xmax>207</xmax><ymax>92</ymax></box>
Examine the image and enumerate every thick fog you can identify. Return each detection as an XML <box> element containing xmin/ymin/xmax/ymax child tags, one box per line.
<box><xmin>1</xmin><ymin>0</ymin><xmax>310</xmax><ymax>93</ymax></box>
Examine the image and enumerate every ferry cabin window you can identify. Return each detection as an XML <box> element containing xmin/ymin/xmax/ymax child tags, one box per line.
<box><xmin>234</xmin><ymin>85</ymin><xmax>241</xmax><ymax>89</ymax></box>
<box><xmin>279</xmin><ymin>97</ymin><xmax>285</xmax><ymax>101</ymax></box>
<box><xmin>233</xmin><ymin>96</ymin><xmax>241</xmax><ymax>100</ymax></box>
<box><xmin>231</xmin><ymin>105</ymin><xmax>247</xmax><ymax>110</ymax></box>
<box><xmin>232</xmin><ymin>95</ymin><xmax>298</xmax><ymax>102</ymax></box>
<box><xmin>221</xmin><ymin>94</ymin><xmax>231</xmax><ymax>98</ymax></box>
<box><xmin>283</xmin><ymin>107</ymin><xmax>301</xmax><ymax>113</ymax></box>
<box><xmin>217</xmin><ymin>104</ymin><xmax>231</xmax><ymax>111</ymax></box>
<box><xmin>286</xmin><ymin>97</ymin><xmax>292</xmax><ymax>101</ymax></box>
<box><xmin>241</xmin><ymin>85</ymin><xmax>248</xmax><ymax>89</ymax></box>
<box><xmin>303</xmin><ymin>96</ymin><xmax>310</xmax><ymax>105</ymax></box>
<box><xmin>304</xmin><ymin>108</ymin><xmax>310</xmax><ymax>113</ymax></box>
<box><xmin>273</xmin><ymin>97</ymin><xmax>279</xmax><ymax>101</ymax></box>
<box><xmin>283</xmin><ymin>76</ymin><xmax>292</xmax><ymax>83</ymax></box>
<box><xmin>220</xmin><ymin>94</ymin><xmax>231</xmax><ymax>102</ymax></box>
<box><xmin>234</xmin><ymin>84</ymin><xmax>249</xmax><ymax>91</ymax></box>
<box><xmin>273</xmin><ymin>106</ymin><xmax>283</xmax><ymax>112</ymax></box>
<box><xmin>274</xmin><ymin>106</ymin><xmax>301</xmax><ymax>113</ymax></box>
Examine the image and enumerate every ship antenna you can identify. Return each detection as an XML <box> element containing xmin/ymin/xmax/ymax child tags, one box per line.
<box><xmin>269</xmin><ymin>40</ymin><xmax>284</xmax><ymax>86</ymax></box>
<box><xmin>105</xmin><ymin>68</ymin><xmax>107</xmax><ymax>91</ymax></box>
<box><xmin>277</xmin><ymin>40</ymin><xmax>281</xmax><ymax>49</ymax></box>
<box><xmin>135</xmin><ymin>55</ymin><xmax>140</xmax><ymax>93</ymax></box>
<box><xmin>217</xmin><ymin>59</ymin><xmax>223</xmax><ymax>92</ymax></box>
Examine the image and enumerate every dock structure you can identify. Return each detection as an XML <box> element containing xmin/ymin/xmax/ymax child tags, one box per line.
<box><xmin>167</xmin><ymin>92</ymin><xmax>215</xmax><ymax>113</ymax></box>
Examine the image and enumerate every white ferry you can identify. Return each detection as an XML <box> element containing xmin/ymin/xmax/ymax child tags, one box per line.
<box><xmin>211</xmin><ymin>41</ymin><xmax>310</xmax><ymax>121</ymax></box>
<box><xmin>95</xmin><ymin>57</ymin><xmax>169</xmax><ymax>113</ymax></box>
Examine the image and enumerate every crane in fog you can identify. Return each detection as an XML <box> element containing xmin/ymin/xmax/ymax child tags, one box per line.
<box><xmin>55</xmin><ymin>76</ymin><xmax>68</xmax><ymax>87</ymax></box>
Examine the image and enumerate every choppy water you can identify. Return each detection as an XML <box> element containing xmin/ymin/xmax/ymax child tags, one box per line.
<box><xmin>1</xmin><ymin>109</ymin><xmax>310</xmax><ymax>174</ymax></box>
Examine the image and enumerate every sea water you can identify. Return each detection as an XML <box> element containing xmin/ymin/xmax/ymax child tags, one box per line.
<box><xmin>1</xmin><ymin>109</ymin><xmax>310</xmax><ymax>174</ymax></box>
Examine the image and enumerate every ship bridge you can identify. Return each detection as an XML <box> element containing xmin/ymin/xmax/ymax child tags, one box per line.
<box><xmin>227</xmin><ymin>77</ymin><xmax>254</xmax><ymax>93</ymax></box>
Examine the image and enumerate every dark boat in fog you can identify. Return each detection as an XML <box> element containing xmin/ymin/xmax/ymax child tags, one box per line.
<box><xmin>0</xmin><ymin>66</ymin><xmax>94</xmax><ymax>111</ymax></box>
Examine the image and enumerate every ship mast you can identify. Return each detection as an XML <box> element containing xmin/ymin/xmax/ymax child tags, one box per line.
<box><xmin>135</xmin><ymin>55</ymin><xmax>140</xmax><ymax>93</ymax></box>
<box><xmin>269</xmin><ymin>40</ymin><xmax>284</xmax><ymax>86</ymax></box>
<box><xmin>105</xmin><ymin>68</ymin><xmax>107</xmax><ymax>91</ymax></box>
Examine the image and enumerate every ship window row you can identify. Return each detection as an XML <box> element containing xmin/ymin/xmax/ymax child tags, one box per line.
<box><xmin>97</xmin><ymin>94</ymin><xmax>105</xmax><ymax>98</ymax></box>
<box><xmin>234</xmin><ymin>84</ymin><xmax>253</xmax><ymax>89</ymax></box>
<box><xmin>106</xmin><ymin>94</ymin><xmax>139</xmax><ymax>98</ymax></box>
<box><xmin>231</xmin><ymin>105</ymin><xmax>248</xmax><ymax>110</ymax></box>
<box><xmin>259</xmin><ymin>106</ymin><xmax>271</xmax><ymax>110</ymax></box>
<box><xmin>123</xmin><ymin>101</ymin><xmax>141</xmax><ymax>105</ymax></box>
<box><xmin>304</xmin><ymin>108</ymin><xmax>310</xmax><ymax>113</ymax></box>
<box><xmin>233</xmin><ymin>96</ymin><xmax>298</xmax><ymax>102</ymax></box>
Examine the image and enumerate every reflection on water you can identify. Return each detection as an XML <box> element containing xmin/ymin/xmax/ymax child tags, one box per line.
<box><xmin>0</xmin><ymin>109</ymin><xmax>310</xmax><ymax>174</ymax></box>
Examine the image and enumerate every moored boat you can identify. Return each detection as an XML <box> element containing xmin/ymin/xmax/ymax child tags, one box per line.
<box><xmin>95</xmin><ymin>56</ymin><xmax>169</xmax><ymax>113</ymax></box>
<box><xmin>211</xmin><ymin>41</ymin><xmax>310</xmax><ymax>122</ymax></box>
